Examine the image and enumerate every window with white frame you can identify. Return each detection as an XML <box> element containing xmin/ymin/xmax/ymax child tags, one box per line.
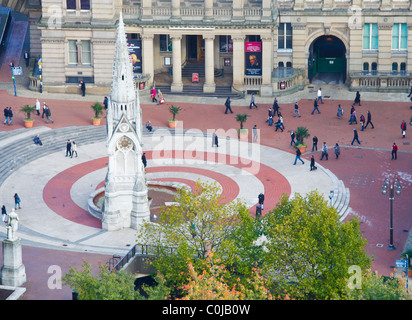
<box><xmin>68</xmin><ymin>40</ymin><xmax>78</xmax><ymax>64</ymax></box>
<box><xmin>68</xmin><ymin>40</ymin><xmax>91</xmax><ymax>65</ymax></box>
<box><xmin>363</xmin><ymin>23</ymin><xmax>379</xmax><ymax>50</ymax></box>
<box><xmin>392</xmin><ymin>23</ymin><xmax>408</xmax><ymax>50</ymax></box>
<box><xmin>160</xmin><ymin>35</ymin><xmax>172</xmax><ymax>52</ymax></box>
<box><xmin>66</xmin><ymin>0</ymin><xmax>90</xmax><ymax>10</ymax></box>
<box><xmin>278</xmin><ymin>23</ymin><xmax>292</xmax><ymax>50</ymax></box>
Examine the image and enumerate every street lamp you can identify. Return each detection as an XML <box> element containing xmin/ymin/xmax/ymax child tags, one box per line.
<box><xmin>381</xmin><ymin>178</ymin><xmax>401</xmax><ymax>250</ymax></box>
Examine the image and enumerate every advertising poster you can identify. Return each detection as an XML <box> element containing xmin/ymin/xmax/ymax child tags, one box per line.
<box><xmin>128</xmin><ymin>40</ymin><xmax>142</xmax><ymax>74</ymax></box>
<box><xmin>245</xmin><ymin>42</ymin><xmax>262</xmax><ymax>76</ymax></box>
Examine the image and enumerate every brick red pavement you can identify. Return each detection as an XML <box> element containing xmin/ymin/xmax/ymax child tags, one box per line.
<box><xmin>0</xmin><ymin>90</ymin><xmax>411</xmax><ymax>298</ymax></box>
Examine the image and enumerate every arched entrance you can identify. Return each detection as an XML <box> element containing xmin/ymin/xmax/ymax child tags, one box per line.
<box><xmin>308</xmin><ymin>35</ymin><xmax>346</xmax><ymax>84</ymax></box>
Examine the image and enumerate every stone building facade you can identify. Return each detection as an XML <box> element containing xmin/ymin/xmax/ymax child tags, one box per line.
<box><xmin>21</xmin><ymin>0</ymin><xmax>412</xmax><ymax>95</ymax></box>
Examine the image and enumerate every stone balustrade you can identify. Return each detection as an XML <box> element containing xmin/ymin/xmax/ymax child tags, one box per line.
<box><xmin>349</xmin><ymin>72</ymin><xmax>412</xmax><ymax>92</ymax></box>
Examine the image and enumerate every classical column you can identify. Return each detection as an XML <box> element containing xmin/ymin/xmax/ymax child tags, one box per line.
<box><xmin>232</xmin><ymin>35</ymin><xmax>245</xmax><ymax>90</ymax></box>
<box><xmin>171</xmin><ymin>0</ymin><xmax>181</xmax><ymax>22</ymax></box>
<box><xmin>204</xmin><ymin>0</ymin><xmax>214</xmax><ymax>22</ymax></box>
<box><xmin>141</xmin><ymin>0</ymin><xmax>153</xmax><ymax>21</ymax></box>
<box><xmin>261</xmin><ymin>34</ymin><xmax>273</xmax><ymax>96</ymax></box>
<box><xmin>203</xmin><ymin>34</ymin><xmax>216</xmax><ymax>93</ymax></box>
<box><xmin>407</xmin><ymin>24</ymin><xmax>412</xmax><ymax>74</ymax></box>
<box><xmin>291</xmin><ymin>23</ymin><xmax>307</xmax><ymax>74</ymax></box>
<box><xmin>171</xmin><ymin>35</ymin><xmax>183</xmax><ymax>92</ymax></box>
<box><xmin>380</xmin><ymin>0</ymin><xmax>392</xmax><ymax>11</ymax></box>
<box><xmin>142</xmin><ymin>34</ymin><xmax>154</xmax><ymax>88</ymax></box>
<box><xmin>261</xmin><ymin>0</ymin><xmax>272</xmax><ymax>23</ymax></box>
<box><xmin>232</xmin><ymin>0</ymin><xmax>245</xmax><ymax>22</ymax></box>
<box><xmin>377</xmin><ymin>23</ymin><xmax>393</xmax><ymax>73</ymax></box>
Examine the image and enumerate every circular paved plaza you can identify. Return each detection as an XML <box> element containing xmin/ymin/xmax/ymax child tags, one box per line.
<box><xmin>0</xmin><ymin>84</ymin><xmax>410</xmax><ymax>299</ymax></box>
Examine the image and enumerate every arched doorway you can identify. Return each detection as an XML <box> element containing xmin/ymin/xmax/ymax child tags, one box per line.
<box><xmin>308</xmin><ymin>35</ymin><xmax>346</xmax><ymax>84</ymax></box>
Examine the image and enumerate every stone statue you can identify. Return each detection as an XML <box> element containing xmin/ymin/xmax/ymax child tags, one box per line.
<box><xmin>6</xmin><ymin>208</ymin><xmax>19</xmax><ymax>241</ymax></box>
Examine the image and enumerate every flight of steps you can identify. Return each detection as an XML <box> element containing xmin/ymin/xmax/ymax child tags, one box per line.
<box><xmin>155</xmin><ymin>85</ymin><xmax>242</xmax><ymax>99</ymax></box>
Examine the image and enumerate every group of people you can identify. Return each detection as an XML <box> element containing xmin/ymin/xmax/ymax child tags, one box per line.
<box><xmin>3</xmin><ymin>107</ymin><xmax>14</xmax><ymax>125</ymax></box>
<box><xmin>65</xmin><ymin>139</ymin><xmax>78</xmax><ymax>158</ymax></box>
<box><xmin>150</xmin><ymin>87</ymin><xmax>165</xmax><ymax>104</ymax></box>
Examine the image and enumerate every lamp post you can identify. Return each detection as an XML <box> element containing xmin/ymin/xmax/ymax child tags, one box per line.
<box><xmin>381</xmin><ymin>178</ymin><xmax>401</xmax><ymax>250</ymax></box>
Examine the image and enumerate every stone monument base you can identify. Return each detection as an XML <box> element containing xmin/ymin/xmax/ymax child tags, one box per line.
<box><xmin>1</xmin><ymin>239</ymin><xmax>26</xmax><ymax>287</ymax></box>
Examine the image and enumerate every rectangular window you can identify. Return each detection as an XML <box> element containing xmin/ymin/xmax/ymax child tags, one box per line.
<box><xmin>68</xmin><ymin>40</ymin><xmax>78</xmax><ymax>64</ymax></box>
<box><xmin>363</xmin><ymin>23</ymin><xmax>378</xmax><ymax>50</ymax></box>
<box><xmin>66</xmin><ymin>0</ymin><xmax>76</xmax><ymax>10</ymax></box>
<box><xmin>81</xmin><ymin>40</ymin><xmax>91</xmax><ymax>64</ymax></box>
<box><xmin>160</xmin><ymin>35</ymin><xmax>172</xmax><ymax>52</ymax></box>
<box><xmin>392</xmin><ymin>23</ymin><xmax>408</xmax><ymax>50</ymax></box>
<box><xmin>219</xmin><ymin>35</ymin><xmax>233</xmax><ymax>53</ymax></box>
<box><xmin>80</xmin><ymin>0</ymin><xmax>90</xmax><ymax>10</ymax></box>
<box><xmin>278</xmin><ymin>23</ymin><xmax>292</xmax><ymax>50</ymax></box>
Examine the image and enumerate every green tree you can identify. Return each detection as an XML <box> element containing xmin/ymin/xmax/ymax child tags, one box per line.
<box><xmin>235</xmin><ymin>113</ymin><xmax>248</xmax><ymax>129</ymax></box>
<box><xmin>261</xmin><ymin>191</ymin><xmax>372</xmax><ymax>300</ymax></box>
<box><xmin>62</xmin><ymin>260</ymin><xmax>140</xmax><ymax>300</ymax></box>
<box><xmin>344</xmin><ymin>269</ymin><xmax>411</xmax><ymax>300</ymax></box>
<box><xmin>62</xmin><ymin>260</ymin><xmax>171</xmax><ymax>300</ymax></box>
<box><xmin>137</xmin><ymin>181</ymin><xmax>251</xmax><ymax>296</ymax></box>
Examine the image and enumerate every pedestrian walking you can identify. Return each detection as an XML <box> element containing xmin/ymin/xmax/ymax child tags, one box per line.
<box><xmin>311</xmin><ymin>99</ymin><xmax>321</xmax><ymax>115</ymax></box>
<box><xmin>258</xmin><ymin>193</ymin><xmax>265</xmax><ymax>207</ymax></box>
<box><xmin>364</xmin><ymin>110</ymin><xmax>374</xmax><ymax>129</ymax></box>
<box><xmin>408</xmin><ymin>85</ymin><xmax>412</xmax><ymax>100</ymax></box>
<box><xmin>273</xmin><ymin>98</ymin><xmax>280</xmax><ymax>116</ymax></box>
<box><xmin>293</xmin><ymin>102</ymin><xmax>301</xmax><ymax>117</ymax></box>
<box><xmin>349</xmin><ymin>107</ymin><xmax>357</xmax><ymax>125</ymax></box>
<box><xmin>310</xmin><ymin>155</ymin><xmax>317</xmax><ymax>171</ymax></box>
<box><xmin>391</xmin><ymin>142</ymin><xmax>398</xmax><ymax>160</ymax></box>
<box><xmin>8</xmin><ymin>107</ymin><xmax>13</xmax><ymax>125</ymax></box>
<box><xmin>35</xmin><ymin>99</ymin><xmax>41</xmax><ymax>116</ymax></box>
<box><xmin>293</xmin><ymin>147</ymin><xmax>305</xmax><ymax>165</ymax></box>
<box><xmin>3</xmin><ymin>107</ymin><xmax>9</xmax><ymax>124</ymax></box>
<box><xmin>320</xmin><ymin>142</ymin><xmax>328</xmax><ymax>160</ymax></box>
<box><xmin>275</xmin><ymin>118</ymin><xmax>283</xmax><ymax>132</ymax></box>
<box><xmin>278</xmin><ymin>113</ymin><xmax>285</xmax><ymax>130</ymax></box>
<box><xmin>214</xmin><ymin>133</ymin><xmax>219</xmax><ymax>147</ymax></box>
<box><xmin>249</xmin><ymin>93</ymin><xmax>258</xmax><ymax>109</ymax></box>
<box><xmin>150</xmin><ymin>87</ymin><xmax>157</xmax><ymax>103</ymax></box>
<box><xmin>354</xmin><ymin>91</ymin><xmax>361</xmax><ymax>106</ymax></box>
<box><xmin>253</xmin><ymin>125</ymin><xmax>258</xmax><ymax>142</ymax></box>
<box><xmin>337</xmin><ymin>104</ymin><xmax>343</xmax><ymax>119</ymax></box>
<box><xmin>351</xmin><ymin>128</ymin><xmax>361</xmax><ymax>145</ymax></box>
<box><xmin>401</xmin><ymin>120</ymin><xmax>407</xmax><ymax>138</ymax></box>
<box><xmin>290</xmin><ymin>131</ymin><xmax>296</xmax><ymax>146</ymax></box>
<box><xmin>71</xmin><ymin>141</ymin><xmax>78</xmax><ymax>158</ymax></box>
<box><xmin>1</xmin><ymin>205</ymin><xmax>7</xmax><ymax>224</ymax></box>
<box><xmin>224</xmin><ymin>97</ymin><xmax>233</xmax><ymax>114</ymax></box>
<box><xmin>103</xmin><ymin>96</ymin><xmax>109</xmax><ymax>110</ymax></box>
<box><xmin>312</xmin><ymin>135</ymin><xmax>318</xmax><ymax>152</ymax></box>
<box><xmin>268</xmin><ymin>115</ymin><xmax>273</xmax><ymax>126</ymax></box>
<box><xmin>45</xmin><ymin>105</ymin><xmax>54</xmax><ymax>123</ymax></box>
<box><xmin>334</xmin><ymin>143</ymin><xmax>340</xmax><ymax>159</ymax></box>
<box><xmin>66</xmin><ymin>139</ymin><xmax>72</xmax><ymax>157</ymax></box>
<box><xmin>33</xmin><ymin>134</ymin><xmax>43</xmax><ymax>146</ymax></box>
<box><xmin>359</xmin><ymin>114</ymin><xmax>365</xmax><ymax>131</ymax></box>
<box><xmin>42</xmin><ymin>102</ymin><xmax>47</xmax><ymax>118</ymax></box>
<box><xmin>14</xmin><ymin>193</ymin><xmax>21</xmax><ymax>209</ymax></box>
<box><xmin>24</xmin><ymin>50</ymin><xmax>30</xmax><ymax>67</ymax></box>
<box><xmin>142</xmin><ymin>152</ymin><xmax>147</xmax><ymax>168</ymax></box>
<box><xmin>79</xmin><ymin>80</ymin><xmax>86</xmax><ymax>96</ymax></box>
<box><xmin>317</xmin><ymin>88</ymin><xmax>324</xmax><ymax>104</ymax></box>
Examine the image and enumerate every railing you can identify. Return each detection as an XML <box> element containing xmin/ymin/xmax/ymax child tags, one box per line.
<box><xmin>272</xmin><ymin>68</ymin><xmax>305</xmax><ymax>94</ymax></box>
<box><xmin>244</xmin><ymin>76</ymin><xmax>262</xmax><ymax>87</ymax></box>
<box><xmin>350</xmin><ymin>72</ymin><xmax>412</xmax><ymax>91</ymax></box>
<box><xmin>122</xmin><ymin>5</ymin><xmax>269</xmax><ymax>22</ymax></box>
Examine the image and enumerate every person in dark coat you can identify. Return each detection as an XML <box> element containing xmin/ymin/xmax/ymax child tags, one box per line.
<box><xmin>364</xmin><ymin>110</ymin><xmax>374</xmax><ymax>129</ymax></box>
<box><xmin>103</xmin><ymin>96</ymin><xmax>109</xmax><ymax>109</ymax></box>
<box><xmin>66</xmin><ymin>139</ymin><xmax>72</xmax><ymax>157</ymax></box>
<box><xmin>224</xmin><ymin>97</ymin><xmax>233</xmax><ymax>114</ymax></box>
<box><xmin>401</xmin><ymin>120</ymin><xmax>407</xmax><ymax>138</ymax></box>
<box><xmin>24</xmin><ymin>50</ymin><xmax>30</xmax><ymax>67</ymax></box>
<box><xmin>312</xmin><ymin>136</ymin><xmax>318</xmax><ymax>152</ymax></box>
<box><xmin>351</xmin><ymin>129</ymin><xmax>361</xmax><ymax>145</ymax></box>
<box><xmin>354</xmin><ymin>91</ymin><xmax>361</xmax><ymax>106</ymax></box>
<box><xmin>258</xmin><ymin>193</ymin><xmax>264</xmax><ymax>206</ymax></box>
<box><xmin>310</xmin><ymin>155</ymin><xmax>317</xmax><ymax>171</ymax></box>
<box><xmin>293</xmin><ymin>147</ymin><xmax>305</xmax><ymax>165</ymax></box>
<box><xmin>272</xmin><ymin>98</ymin><xmax>280</xmax><ymax>116</ymax></box>
<box><xmin>142</xmin><ymin>153</ymin><xmax>147</xmax><ymax>168</ymax></box>
<box><xmin>311</xmin><ymin>99</ymin><xmax>321</xmax><ymax>115</ymax></box>
<box><xmin>79</xmin><ymin>80</ymin><xmax>86</xmax><ymax>96</ymax></box>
